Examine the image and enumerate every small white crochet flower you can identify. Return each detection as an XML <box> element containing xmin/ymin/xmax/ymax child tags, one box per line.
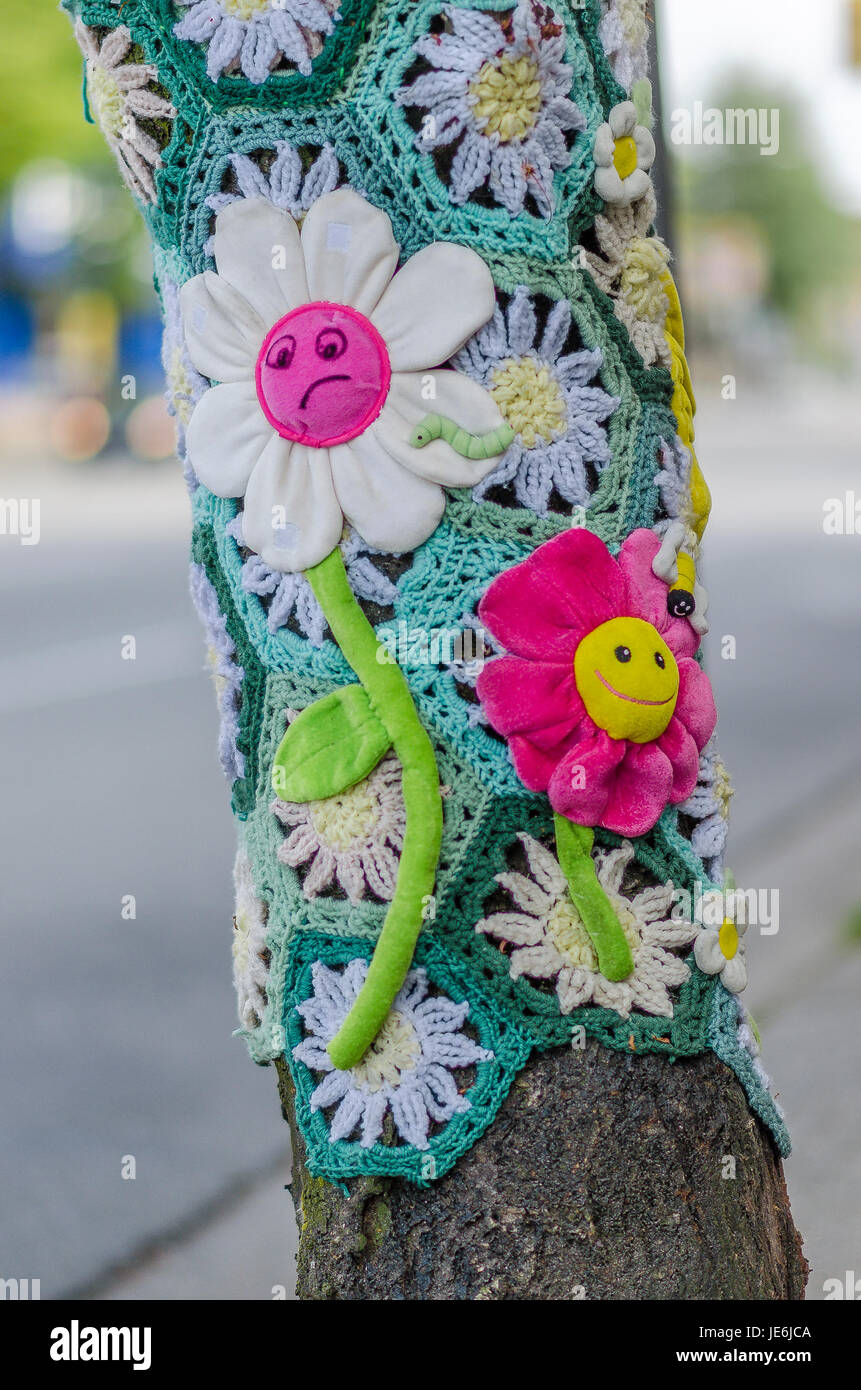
<box><xmin>189</xmin><ymin>563</ymin><xmax>245</xmax><ymax>781</ymax></box>
<box><xmin>180</xmin><ymin>190</ymin><xmax>506</xmax><ymax>572</ymax></box>
<box><xmin>454</xmin><ymin>286</ymin><xmax>618</xmax><ymax>515</ymax></box>
<box><xmin>293</xmin><ymin>959</ymin><xmax>492</xmax><ymax>1149</ymax></box>
<box><xmin>232</xmin><ymin>848</ymin><xmax>269</xmax><ymax>1031</ymax></box>
<box><xmin>173</xmin><ymin>0</ymin><xmax>340</xmax><ymax>83</ymax></box>
<box><xmin>272</xmin><ymin>740</ymin><xmax>405</xmax><ymax>902</ymax></box>
<box><xmin>478</xmin><ymin>835</ymin><xmax>696</xmax><ymax>1018</ymax></box>
<box><xmin>593</xmin><ymin>100</ymin><xmax>655</xmax><ymax>205</ymax></box>
<box><xmin>598</xmin><ymin>0</ymin><xmax>649</xmax><ymax>93</ymax></box>
<box><xmin>75</xmin><ymin>22</ymin><xmax>175</xmax><ymax>204</ymax></box>
<box><xmin>693</xmin><ymin>890</ymin><xmax>748</xmax><ymax>994</ymax></box>
<box><xmin>396</xmin><ymin>0</ymin><xmax>586</xmax><ymax>219</ymax></box>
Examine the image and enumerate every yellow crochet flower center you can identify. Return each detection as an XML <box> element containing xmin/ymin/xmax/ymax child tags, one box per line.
<box><xmin>88</xmin><ymin>63</ymin><xmax>126</xmax><ymax>141</ymax></box>
<box><xmin>548</xmin><ymin>897</ymin><xmax>640</xmax><ymax>972</ymax></box>
<box><xmin>491</xmin><ymin>357</ymin><xmax>567</xmax><ymax>448</ymax></box>
<box><xmin>613</xmin><ymin>134</ymin><xmax>639</xmax><ymax>181</ymax></box>
<box><xmin>350</xmin><ymin>1011</ymin><xmax>421</xmax><ymax>1092</ymax></box>
<box><xmin>619</xmin><ymin>236</ymin><xmax>671</xmax><ymax>324</ymax></box>
<box><xmin>469</xmin><ymin>55</ymin><xmax>542</xmax><ymax>142</ymax></box>
<box><xmin>312</xmin><ymin>782</ymin><xmax>379</xmax><ymax>852</ymax></box>
<box><xmin>718</xmin><ymin>918</ymin><xmax>739</xmax><ymax>961</ymax></box>
<box><xmin>221</xmin><ymin>0</ymin><xmax>271</xmax><ymax>19</ymax></box>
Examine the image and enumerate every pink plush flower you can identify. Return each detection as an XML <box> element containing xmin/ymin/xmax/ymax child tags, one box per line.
<box><xmin>476</xmin><ymin>528</ymin><xmax>717</xmax><ymax>836</ymax></box>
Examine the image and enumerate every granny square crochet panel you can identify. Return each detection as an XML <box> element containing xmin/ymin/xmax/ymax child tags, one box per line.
<box><xmin>65</xmin><ymin>0</ymin><xmax>789</xmax><ymax>1184</ymax></box>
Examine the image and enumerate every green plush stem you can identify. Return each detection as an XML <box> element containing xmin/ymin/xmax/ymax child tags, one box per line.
<box><xmin>553</xmin><ymin>816</ymin><xmax>634</xmax><ymax>982</ymax></box>
<box><xmin>305</xmin><ymin>548</ymin><xmax>443</xmax><ymax>1071</ymax></box>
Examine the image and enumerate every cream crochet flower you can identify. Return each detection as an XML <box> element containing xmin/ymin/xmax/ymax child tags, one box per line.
<box><xmin>75</xmin><ymin>22</ymin><xmax>175</xmax><ymax>205</ymax></box>
<box><xmin>272</xmin><ymin>735</ymin><xmax>405</xmax><ymax>903</ymax></box>
<box><xmin>477</xmin><ymin>833</ymin><xmax>696</xmax><ymax>1018</ymax></box>
<box><xmin>180</xmin><ymin>190</ymin><xmax>506</xmax><ymax>571</ymax></box>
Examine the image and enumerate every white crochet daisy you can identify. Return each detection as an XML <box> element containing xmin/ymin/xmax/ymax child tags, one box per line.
<box><xmin>477</xmin><ymin>834</ymin><xmax>696</xmax><ymax>1018</ymax></box>
<box><xmin>454</xmin><ymin>286</ymin><xmax>618</xmax><ymax>514</ymax></box>
<box><xmin>593</xmin><ymin>100</ymin><xmax>655</xmax><ymax>205</ymax></box>
<box><xmin>693</xmin><ymin>890</ymin><xmax>748</xmax><ymax>994</ymax></box>
<box><xmin>293</xmin><ymin>959</ymin><xmax>491</xmax><ymax>1149</ymax></box>
<box><xmin>396</xmin><ymin>0</ymin><xmax>586</xmax><ymax>218</ymax></box>
<box><xmin>583</xmin><ymin>186</ymin><xmax>673</xmax><ymax>369</ymax></box>
<box><xmin>180</xmin><ymin>190</ymin><xmax>506</xmax><ymax>572</ymax></box>
<box><xmin>173</xmin><ymin>0</ymin><xmax>340</xmax><ymax>83</ymax></box>
<box><xmin>272</xmin><ymin>741</ymin><xmax>405</xmax><ymax>903</ymax></box>
<box><xmin>75</xmin><ymin>22</ymin><xmax>176</xmax><ymax>204</ymax></box>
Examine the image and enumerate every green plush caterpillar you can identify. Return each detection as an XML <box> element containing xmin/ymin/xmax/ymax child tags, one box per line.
<box><xmin>410</xmin><ymin>413</ymin><xmax>515</xmax><ymax>459</ymax></box>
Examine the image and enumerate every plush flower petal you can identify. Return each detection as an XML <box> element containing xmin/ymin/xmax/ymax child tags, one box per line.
<box><xmin>609</xmin><ymin>101</ymin><xmax>637</xmax><ymax>138</ymax></box>
<box><xmin>479</xmin><ymin>528</ymin><xmax>625</xmax><ymax>662</ymax></box>
<box><xmin>371</xmin><ymin>243</ymin><xmax>496</xmax><ymax>371</ymax></box>
<box><xmin>618</xmin><ymin>528</ymin><xmax>699</xmax><ymax>658</ymax></box>
<box><xmin>657</xmin><ymin>715</ymin><xmax>701</xmax><ymax>803</ymax></box>
<box><xmin>186</xmin><ymin>380</ymin><xmax>273</xmax><ymax>496</ymax></box>
<box><xmin>180</xmin><ymin>270</ymin><xmax>264</xmax><ymax>382</ymax></box>
<box><xmin>721</xmin><ymin>954</ymin><xmax>748</xmax><ymax>994</ymax></box>
<box><xmin>675</xmin><ymin>657</ymin><xmax>718</xmax><ymax>751</ymax></box>
<box><xmin>329</xmin><ymin>431</ymin><xmax>445</xmax><ymax>553</ymax></box>
<box><xmin>693</xmin><ymin>929</ymin><xmax>725</xmax><ymax>976</ymax></box>
<box><xmin>376</xmin><ymin>370</ymin><xmax>508</xmax><ymax>485</ymax></box>
<box><xmin>300</xmin><ymin>189</ymin><xmax>400</xmax><ymax>316</ymax></box>
<box><xmin>213</xmin><ymin>198</ymin><xmax>309</xmax><ymax>326</ymax></box>
<box><xmin>546</xmin><ymin>727</ymin><xmax>627</xmax><ymax>824</ymax></box>
<box><xmin>241</xmin><ymin>436</ymin><xmax>343</xmax><ymax>572</ymax></box>
<box><xmin>476</xmin><ymin>654</ymin><xmax>582</xmax><ymax>738</ymax></box>
<box><xmin>601</xmin><ymin>741</ymin><xmax>675</xmax><ymax>836</ymax></box>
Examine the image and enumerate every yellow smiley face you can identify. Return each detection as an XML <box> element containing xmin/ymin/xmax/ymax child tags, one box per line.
<box><xmin>574</xmin><ymin>616</ymin><xmax>679</xmax><ymax>743</ymax></box>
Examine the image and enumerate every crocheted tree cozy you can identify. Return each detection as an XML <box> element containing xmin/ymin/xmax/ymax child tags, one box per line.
<box><xmin>65</xmin><ymin>0</ymin><xmax>789</xmax><ymax>1186</ymax></box>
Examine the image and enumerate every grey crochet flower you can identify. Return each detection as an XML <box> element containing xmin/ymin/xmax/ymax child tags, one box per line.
<box><xmin>226</xmin><ymin>517</ymin><xmax>398</xmax><ymax>642</ymax></box>
<box><xmin>173</xmin><ymin>0</ymin><xmax>340</xmax><ymax>84</ymax></box>
<box><xmin>454</xmin><ymin>286</ymin><xmax>619</xmax><ymax>514</ymax></box>
<box><xmin>396</xmin><ymin>0</ymin><xmax>585</xmax><ymax>218</ymax></box>
<box><xmin>293</xmin><ymin>959</ymin><xmax>491</xmax><ymax>1149</ymax></box>
<box><xmin>204</xmin><ymin>140</ymin><xmax>340</xmax><ymax>254</ymax></box>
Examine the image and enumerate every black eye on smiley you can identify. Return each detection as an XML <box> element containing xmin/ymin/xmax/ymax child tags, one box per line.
<box><xmin>265</xmin><ymin>333</ymin><xmax>296</xmax><ymax>370</ymax></box>
<box><xmin>316</xmin><ymin>327</ymin><xmax>347</xmax><ymax>361</ymax></box>
<box><xmin>614</xmin><ymin>645</ymin><xmax>632</xmax><ymax>664</ymax></box>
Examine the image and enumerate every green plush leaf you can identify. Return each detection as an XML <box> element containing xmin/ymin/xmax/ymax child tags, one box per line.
<box><xmin>271</xmin><ymin>685</ymin><xmax>391</xmax><ymax>803</ymax></box>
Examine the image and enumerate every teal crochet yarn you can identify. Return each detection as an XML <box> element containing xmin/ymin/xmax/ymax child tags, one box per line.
<box><xmin>64</xmin><ymin>0</ymin><xmax>789</xmax><ymax>1186</ymax></box>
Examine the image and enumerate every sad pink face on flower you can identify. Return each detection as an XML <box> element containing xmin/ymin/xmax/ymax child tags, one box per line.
<box><xmin>256</xmin><ymin>302</ymin><xmax>392</xmax><ymax>449</ymax></box>
<box><xmin>476</xmin><ymin>528</ymin><xmax>717</xmax><ymax>837</ymax></box>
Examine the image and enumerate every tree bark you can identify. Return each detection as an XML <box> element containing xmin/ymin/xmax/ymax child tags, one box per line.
<box><xmin>277</xmin><ymin>1042</ymin><xmax>807</xmax><ymax>1300</ymax></box>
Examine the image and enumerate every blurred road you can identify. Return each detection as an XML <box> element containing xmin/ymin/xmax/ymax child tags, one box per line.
<box><xmin>1</xmin><ymin>375</ymin><xmax>860</xmax><ymax>1299</ymax></box>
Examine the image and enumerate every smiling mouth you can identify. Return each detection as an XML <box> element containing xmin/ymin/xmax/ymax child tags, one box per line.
<box><xmin>594</xmin><ymin>670</ymin><xmax>674</xmax><ymax>706</ymax></box>
<box><xmin>299</xmin><ymin>374</ymin><xmax>351</xmax><ymax>410</ymax></box>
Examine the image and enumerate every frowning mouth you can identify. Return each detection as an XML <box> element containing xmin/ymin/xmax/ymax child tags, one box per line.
<box><xmin>594</xmin><ymin>670</ymin><xmax>674</xmax><ymax>706</ymax></box>
<box><xmin>299</xmin><ymin>374</ymin><xmax>351</xmax><ymax>410</ymax></box>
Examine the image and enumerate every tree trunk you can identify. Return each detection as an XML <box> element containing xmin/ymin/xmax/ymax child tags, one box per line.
<box><xmin>277</xmin><ymin>1043</ymin><xmax>806</xmax><ymax>1300</ymax></box>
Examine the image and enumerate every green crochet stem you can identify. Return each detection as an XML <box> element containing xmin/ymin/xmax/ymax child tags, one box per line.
<box><xmin>553</xmin><ymin>815</ymin><xmax>634</xmax><ymax>982</ymax></box>
<box><xmin>305</xmin><ymin>548</ymin><xmax>443</xmax><ymax>1071</ymax></box>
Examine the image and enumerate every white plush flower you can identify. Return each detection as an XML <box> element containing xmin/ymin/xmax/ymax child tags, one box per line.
<box><xmin>173</xmin><ymin>0</ymin><xmax>340</xmax><ymax>84</ymax></box>
<box><xmin>693</xmin><ymin>891</ymin><xmax>748</xmax><ymax>993</ymax></box>
<box><xmin>75</xmin><ymin>22</ymin><xmax>175</xmax><ymax>205</ymax></box>
<box><xmin>293</xmin><ymin>959</ymin><xmax>492</xmax><ymax>1149</ymax></box>
<box><xmin>593</xmin><ymin>100</ymin><xmax>655</xmax><ymax>205</ymax></box>
<box><xmin>272</xmin><ymin>736</ymin><xmax>405</xmax><ymax>903</ymax></box>
<box><xmin>477</xmin><ymin>834</ymin><xmax>696</xmax><ymax>1019</ymax></box>
<box><xmin>180</xmin><ymin>190</ymin><xmax>506</xmax><ymax>571</ymax></box>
